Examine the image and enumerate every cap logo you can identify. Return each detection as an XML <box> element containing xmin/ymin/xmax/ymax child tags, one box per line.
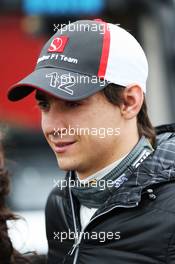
<box><xmin>48</xmin><ymin>36</ymin><xmax>68</xmax><ymax>53</ymax></box>
<box><xmin>46</xmin><ymin>72</ymin><xmax>75</xmax><ymax>95</ymax></box>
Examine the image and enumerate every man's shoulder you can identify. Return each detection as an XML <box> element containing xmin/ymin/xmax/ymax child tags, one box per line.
<box><xmin>46</xmin><ymin>184</ymin><xmax>67</xmax><ymax>204</ymax></box>
<box><xmin>152</xmin><ymin>123</ymin><xmax>175</xmax><ymax>166</ymax></box>
<box><xmin>155</xmin><ymin>123</ymin><xmax>175</xmax><ymax>135</ymax></box>
<box><xmin>155</xmin><ymin>123</ymin><xmax>175</xmax><ymax>146</ymax></box>
<box><xmin>45</xmin><ymin>175</ymin><xmax>69</xmax><ymax>214</ymax></box>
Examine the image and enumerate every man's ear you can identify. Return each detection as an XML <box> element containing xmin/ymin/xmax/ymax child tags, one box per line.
<box><xmin>120</xmin><ymin>85</ymin><xmax>144</xmax><ymax>119</ymax></box>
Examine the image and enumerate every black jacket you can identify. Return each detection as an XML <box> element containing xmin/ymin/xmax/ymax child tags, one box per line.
<box><xmin>45</xmin><ymin>124</ymin><xmax>175</xmax><ymax>264</ymax></box>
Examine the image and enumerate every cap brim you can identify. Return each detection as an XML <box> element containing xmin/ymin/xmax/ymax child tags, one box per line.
<box><xmin>8</xmin><ymin>68</ymin><xmax>109</xmax><ymax>102</ymax></box>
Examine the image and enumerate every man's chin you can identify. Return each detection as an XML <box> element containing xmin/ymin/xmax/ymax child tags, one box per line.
<box><xmin>56</xmin><ymin>158</ymin><xmax>78</xmax><ymax>172</ymax></box>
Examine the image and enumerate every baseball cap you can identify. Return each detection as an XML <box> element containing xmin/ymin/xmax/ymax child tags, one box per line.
<box><xmin>8</xmin><ymin>19</ymin><xmax>148</xmax><ymax>102</ymax></box>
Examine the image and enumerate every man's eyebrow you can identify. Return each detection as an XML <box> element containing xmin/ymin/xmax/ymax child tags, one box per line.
<box><xmin>35</xmin><ymin>90</ymin><xmax>47</xmax><ymax>101</ymax></box>
<box><xmin>35</xmin><ymin>90</ymin><xmax>88</xmax><ymax>103</ymax></box>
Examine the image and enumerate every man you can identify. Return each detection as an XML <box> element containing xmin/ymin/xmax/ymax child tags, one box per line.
<box><xmin>8</xmin><ymin>20</ymin><xmax>175</xmax><ymax>263</ymax></box>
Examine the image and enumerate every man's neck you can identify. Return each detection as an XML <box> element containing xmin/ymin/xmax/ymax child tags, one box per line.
<box><xmin>76</xmin><ymin>154</ymin><xmax>128</xmax><ymax>182</ymax></box>
<box><xmin>77</xmin><ymin>131</ymin><xmax>140</xmax><ymax>180</ymax></box>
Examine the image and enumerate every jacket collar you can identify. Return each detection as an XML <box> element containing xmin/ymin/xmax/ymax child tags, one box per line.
<box><xmin>96</xmin><ymin>123</ymin><xmax>175</xmax><ymax>213</ymax></box>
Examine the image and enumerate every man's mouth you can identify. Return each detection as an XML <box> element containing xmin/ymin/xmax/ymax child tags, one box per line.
<box><xmin>52</xmin><ymin>141</ymin><xmax>77</xmax><ymax>153</ymax></box>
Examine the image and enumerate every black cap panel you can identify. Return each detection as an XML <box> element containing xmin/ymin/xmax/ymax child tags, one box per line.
<box><xmin>36</xmin><ymin>20</ymin><xmax>104</xmax><ymax>76</ymax></box>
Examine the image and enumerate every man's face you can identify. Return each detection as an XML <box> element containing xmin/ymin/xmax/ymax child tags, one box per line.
<box><xmin>36</xmin><ymin>90</ymin><xmax>125</xmax><ymax>178</ymax></box>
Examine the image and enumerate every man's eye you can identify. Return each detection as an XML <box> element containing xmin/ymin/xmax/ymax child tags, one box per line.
<box><xmin>66</xmin><ymin>101</ymin><xmax>81</xmax><ymax>108</ymax></box>
<box><xmin>37</xmin><ymin>101</ymin><xmax>50</xmax><ymax>111</ymax></box>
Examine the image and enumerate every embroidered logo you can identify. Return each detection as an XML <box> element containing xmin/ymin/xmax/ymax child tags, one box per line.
<box><xmin>112</xmin><ymin>174</ymin><xmax>128</xmax><ymax>189</ymax></box>
<box><xmin>48</xmin><ymin>36</ymin><xmax>68</xmax><ymax>53</ymax></box>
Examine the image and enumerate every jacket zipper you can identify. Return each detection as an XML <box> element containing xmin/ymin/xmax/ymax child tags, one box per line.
<box><xmin>68</xmin><ymin>183</ymin><xmax>79</xmax><ymax>247</ymax></box>
<box><xmin>68</xmin><ymin>183</ymin><xmax>138</xmax><ymax>264</ymax></box>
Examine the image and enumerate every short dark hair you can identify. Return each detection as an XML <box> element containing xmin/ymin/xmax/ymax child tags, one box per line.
<box><xmin>102</xmin><ymin>84</ymin><xmax>156</xmax><ymax>147</ymax></box>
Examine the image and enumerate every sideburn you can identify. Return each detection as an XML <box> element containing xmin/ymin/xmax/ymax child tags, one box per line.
<box><xmin>102</xmin><ymin>84</ymin><xmax>156</xmax><ymax>148</ymax></box>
